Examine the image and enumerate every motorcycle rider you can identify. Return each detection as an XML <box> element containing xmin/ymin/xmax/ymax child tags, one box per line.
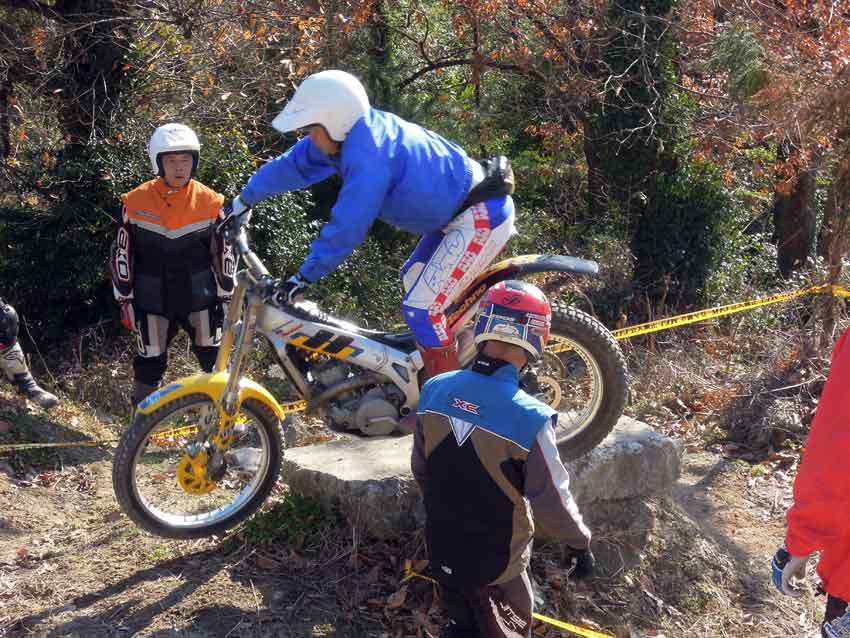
<box><xmin>412</xmin><ymin>280</ymin><xmax>594</xmax><ymax>638</ymax></box>
<box><xmin>0</xmin><ymin>297</ymin><xmax>59</xmax><ymax>409</ymax></box>
<box><xmin>110</xmin><ymin>123</ymin><xmax>235</xmax><ymax>413</ymax></box>
<box><xmin>224</xmin><ymin>70</ymin><xmax>516</xmax><ymax>382</ymax></box>
<box><xmin>772</xmin><ymin>326</ymin><xmax>850</xmax><ymax>637</ymax></box>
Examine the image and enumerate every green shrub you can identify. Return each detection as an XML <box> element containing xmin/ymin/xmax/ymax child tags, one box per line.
<box><xmin>631</xmin><ymin>160</ymin><xmax>736</xmax><ymax>307</ymax></box>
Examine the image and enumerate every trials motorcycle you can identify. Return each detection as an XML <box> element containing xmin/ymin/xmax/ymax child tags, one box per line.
<box><xmin>112</xmin><ymin>216</ymin><xmax>628</xmax><ymax>539</ymax></box>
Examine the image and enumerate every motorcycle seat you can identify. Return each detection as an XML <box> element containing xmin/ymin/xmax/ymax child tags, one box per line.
<box><xmin>358</xmin><ymin>329</ymin><xmax>418</xmax><ymax>351</ymax></box>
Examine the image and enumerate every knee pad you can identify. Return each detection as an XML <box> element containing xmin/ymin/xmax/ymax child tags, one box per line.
<box><xmin>0</xmin><ymin>299</ymin><xmax>19</xmax><ymax>351</ymax></box>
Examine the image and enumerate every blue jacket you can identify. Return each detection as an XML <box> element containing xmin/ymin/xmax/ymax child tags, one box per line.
<box><xmin>412</xmin><ymin>357</ymin><xmax>590</xmax><ymax>587</ymax></box>
<box><xmin>239</xmin><ymin>109</ymin><xmax>473</xmax><ymax>282</ymax></box>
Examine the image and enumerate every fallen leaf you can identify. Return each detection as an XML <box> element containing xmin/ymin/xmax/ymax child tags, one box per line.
<box><xmin>256</xmin><ymin>555</ymin><xmax>280</xmax><ymax>570</ymax></box>
<box><xmin>386</xmin><ymin>585</ymin><xmax>408</xmax><ymax>610</ymax></box>
<box><xmin>412</xmin><ymin>559</ymin><xmax>429</xmax><ymax>573</ymax></box>
<box><xmin>16</xmin><ymin>547</ymin><xmax>29</xmax><ymax>559</ymax></box>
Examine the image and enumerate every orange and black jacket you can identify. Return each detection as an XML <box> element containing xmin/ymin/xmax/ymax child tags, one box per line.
<box><xmin>110</xmin><ymin>178</ymin><xmax>234</xmax><ymax>319</ymax></box>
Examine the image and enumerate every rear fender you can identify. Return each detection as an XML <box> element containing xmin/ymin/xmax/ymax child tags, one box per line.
<box><xmin>136</xmin><ymin>372</ymin><xmax>285</xmax><ymax>420</ymax></box>
<box><xmin>446</xmin><ymin>254</ymin><xmax>599</xmax><ymax>327</ymax></box>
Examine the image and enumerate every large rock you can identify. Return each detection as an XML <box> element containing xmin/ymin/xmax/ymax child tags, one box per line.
<box><xmin>279</xmin><ymin>416</ymin><xmax>681</xmax><ymax>539</ymax></box>
<box><xmin>563</xmin><ymin>416</ymin><xmax>682</xmax><ymax>504</ymax></box>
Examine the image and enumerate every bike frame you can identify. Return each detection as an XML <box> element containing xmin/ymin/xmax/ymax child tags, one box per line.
<box><xmin>136</xmin><ymin>225</ymin><xmax>600</xmax><ymax>450</ymax></box>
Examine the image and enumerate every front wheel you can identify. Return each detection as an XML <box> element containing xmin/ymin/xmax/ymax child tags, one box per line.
<box><xmin>112</xmin><ymin>395</ymin><xmax>282</xmax><ymax>539</ymax></box>
<box><xmin>527</xmin><ymin>303</ymin><xmax>628</xmax><ymax>460</ymax></box>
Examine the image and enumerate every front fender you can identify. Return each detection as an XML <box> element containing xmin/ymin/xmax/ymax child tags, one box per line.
<box><xmin>136</xmin><ymin>371</ymin><xmax>285</xmax><ymax>420</ymax></box>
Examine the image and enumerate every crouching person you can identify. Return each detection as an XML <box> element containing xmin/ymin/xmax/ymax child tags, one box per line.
<box><xmin>0</xmin><ymin>297</ymin><xmax>58</xmax><ymax>409</ymax></box>
<box><xmin>412</xmin><ymin>280</ymin><xmax>594</xmax><ymax>638</ymax></box>
<box><xmin>110</xmin><ymin>123</ymin><xmax>234</xmax><ymax>414</ymax></box>
<box><xmin>772</xmin><ymin>327</ymin><xmax>850</xmax><ymax>638</ymax></box>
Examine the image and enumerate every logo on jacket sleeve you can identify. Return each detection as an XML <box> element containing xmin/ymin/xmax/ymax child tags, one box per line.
<box><xmin>452</xmin><ymin>397</ymin><xmax>480</xmax><ymax>415</ymax></box>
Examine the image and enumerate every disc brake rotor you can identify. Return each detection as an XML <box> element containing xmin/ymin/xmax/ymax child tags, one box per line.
<box><xmin>176</xmin><ymin>448</ymin><xmax>217</xmax><ymax>495</ymax></box>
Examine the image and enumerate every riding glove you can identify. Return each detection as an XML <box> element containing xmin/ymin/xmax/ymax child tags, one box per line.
<box><xmin>771</xmin><ymin>546</ymin><xmax>808</xmax><ymax>597</ymax></box>
<box><xmin>274</xmin><ymin>273</ymin><xmax>310</xmax><ymax>306</ymax></box>
<box><xmin>120</xmin><ymin>301</ymin><xmax>136</xmax><ymax>332</ymax></box>
<box><xmin>565</xmin><ymin>546</ymin><xmax>596</xmax><ymax>579</ymax></box>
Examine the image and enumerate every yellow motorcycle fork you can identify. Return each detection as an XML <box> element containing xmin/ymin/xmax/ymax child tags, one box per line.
<box><xmin>175</xmin><ymin>281</ymin><xmax>256</xmax><ymax>496</ymax></box>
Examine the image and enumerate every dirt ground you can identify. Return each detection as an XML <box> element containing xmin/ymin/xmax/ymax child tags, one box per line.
<box><xmin>0</xmin><ymin>385</ymin><xmax>827</xmax><ymax>638</ymax></box>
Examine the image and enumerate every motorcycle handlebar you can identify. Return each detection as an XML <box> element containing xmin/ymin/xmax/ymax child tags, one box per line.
<box><xmin>233</xmin><ymin>228</ymin><xmax>270</xmax><ymax>279</ymax></box>
<box><xmin>215</xmin><ymin>212</ymin><xmax>270</xmax><ymax>279</ymax></box>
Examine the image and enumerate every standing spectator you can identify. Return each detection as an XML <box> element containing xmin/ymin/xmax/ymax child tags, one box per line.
<box><xmin>110</xmin><ymin>123</ymin><xmax>234</xmax><ymax>414</ymax></box>
<box><xmin>0</xmin><ymin>296</ymin><xmax>58</xmax><ymax>409</ymax></box>
<box><xmin>772</xmin><ymin>326</ymin><xmax>850</xmax><ymax>637</ymax></box>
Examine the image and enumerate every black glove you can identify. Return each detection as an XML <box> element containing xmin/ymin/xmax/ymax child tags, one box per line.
<box><xmin>223</xmin><ymin>196</ymin><xmax>250</xmax><ymax>219</ymax></box>
<box><xmin>565</xmin><ymin>546</ymin><xmax>595</xmax><ymax>579</ymax></box>
<box><xmin>273</xmin><ymin>273</ymin><xmax>310</xmax><ymax>306</ymax></box>
<box><xmin>219</xmin><ymin>196</ymin><xmax>252</xmax><ymax>237</ymax></box>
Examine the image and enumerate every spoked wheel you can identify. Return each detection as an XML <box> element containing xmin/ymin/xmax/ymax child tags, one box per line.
<box><xmin>525</xmin><ymin>303</ymin><xmax>628</xmax><ymax>460</ymax></box>
<box><xmin>112</xmin><ymin>394</ymin><xmax>282</xmax><ymax>539</ymax></box>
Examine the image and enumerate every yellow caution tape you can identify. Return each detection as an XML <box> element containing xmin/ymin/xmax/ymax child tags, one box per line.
<box><xmin>4</xmin><ymin>285</ymin><xmax>849</xmax><ymax>453</ymax></box>
<box><xmin>547</xmin><ymin>285</ymin><xmax>844</xmax><ymax>353</ymax></box>
<box><xmin>401</xmin><ymin>565</ymin><xmax>614</xmax><ymax>638</ymax></box>
<box><xmin>607</xmin><ymin>285</ymin><xmax>830</xmax><ymax>341</ymax></box>
<box><xmin>532</xmin><ymin>612</ymin><xmax>615</xmax><ymax>638</ymax></box>
<box><xmin>608</xmin><ymin>284</ymin><xmax>850</xmax><ymax>342</ymax></box>
<box><xmin>149</xmin><ymin>399</ymin><xmax>308</xmax><ymax>445</ymax></box>
<box><xmin>0</xmin><ymin>400</ymin><xmax>310</xmax><ymax>453</ymax></box>
<box><xmin>0</xmin><ymin>440</ymin><xmax>115</xmax><ymax>453</ymax></box>
<box><xmin>280</xmin><ymin>399</ymin><xmax>309</xmax><ymax>414</ymax></box>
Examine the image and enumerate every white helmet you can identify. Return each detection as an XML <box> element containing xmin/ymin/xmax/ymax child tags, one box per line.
<box><xmin>148</xmin><ymin>123</ymin><xmax>201</xmax><ymax>175</ymax></box>
<box><xmin>272</xmin><ymin>70</ymin><xmax>370</xmax><ymax>142</ymax></box>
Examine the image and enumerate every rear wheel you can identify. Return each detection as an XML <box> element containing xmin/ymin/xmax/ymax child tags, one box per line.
<box><xmin>527</xmin><ymin>303</ymin><xmax>628</xmax><ymax>459</ymax></box>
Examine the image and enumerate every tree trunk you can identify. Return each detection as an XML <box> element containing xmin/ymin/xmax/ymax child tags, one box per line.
<box><xmin>0</xmin><ymin>77</ymin><xmax>10</xmax><ymax>160</ymax></box>
<box><xmin>50</xmin><ymin>1</ymin><xmax>129</xmax><ymax>144</ymax></box>
<box><xmin>818</xmin><ymin>149</ymin><xmax>850</xmax><ymax>346</ymax></box>
<box><xmin>773</xmin><ymin>162</ymin><xmax>818</xmax><ymax>278</ymax></box>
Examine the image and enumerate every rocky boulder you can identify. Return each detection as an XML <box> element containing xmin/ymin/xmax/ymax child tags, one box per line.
<box><xmin>279</xmin><ymin>416</ymin><xmax>681</xmax><ymax>539</ymax></box>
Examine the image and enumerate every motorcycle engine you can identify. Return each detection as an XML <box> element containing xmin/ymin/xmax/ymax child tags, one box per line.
<box><xmin>307</xmin><ymin>359</ymin><xmax>403</xmax><ymax>436</ymax></box>
<box><xmin>323</xmin><ymin>384</ymin><xmax>403</xmax><ymax>436</ymax></box>
<box><xmin>311</xmin><ymin>359</ymin><xmax>350</xmax><ymax>388</ymax></box>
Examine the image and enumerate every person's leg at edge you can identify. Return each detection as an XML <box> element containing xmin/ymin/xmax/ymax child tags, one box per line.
<box><xmin>823</xmin><ymin>595</ymin><xmax>850</xmax><ymax>638</ymax></box>
<box><xmin>437</xmin><ymin>583</ymin><xmax>481</xmax><ymax>638</ymax></box>
<box><xmin>0</xmin><ymin>342</ymin><xmax>59</xmax><ymax>409</ymax></box>
<box><xmin>401</xmin><ymin>197</ymin><xmax>516</xmax><ymax>383</ymax></box>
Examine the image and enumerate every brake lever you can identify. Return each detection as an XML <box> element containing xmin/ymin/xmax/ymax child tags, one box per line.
<box><xmin>214</xmin><ymin>213</ymin><xmax>233</xmax><ymax>238</ymax></box>
<box><xmin>216</xmin><ymin>212</ymin><xmax>249</xmax><ymax>244</ymax></box>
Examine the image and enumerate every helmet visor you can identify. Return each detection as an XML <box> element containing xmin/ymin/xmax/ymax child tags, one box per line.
<box><xmin>474</xmin><ymin>304</ymin><xmax>549</xmax><ymax>358</ymax></box>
